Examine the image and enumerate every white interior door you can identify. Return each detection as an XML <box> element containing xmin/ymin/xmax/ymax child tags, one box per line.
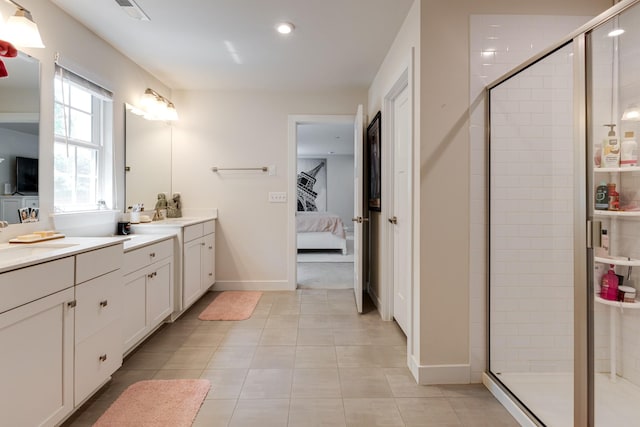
<box><xmin>353</xmin><ymin>104</ymin><xmax>364</xmax><ymax>313</ymax></box>
<box><xmin>392</xmin><ymin>85</ymin><xmax>410</xmax><ymax>333</ymax></box>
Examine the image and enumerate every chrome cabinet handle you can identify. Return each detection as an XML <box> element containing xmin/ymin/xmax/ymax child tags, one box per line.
<box><xmin>99</xmin><ymin>300</ymin><xmax>108</xmax><ymax>308</ymax></box>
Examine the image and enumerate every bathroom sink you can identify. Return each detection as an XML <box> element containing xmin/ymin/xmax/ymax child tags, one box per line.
<box><xmin>0</xmin><ymin>243</ymin><xmax>79</xmax><ymax>262</ymax></box>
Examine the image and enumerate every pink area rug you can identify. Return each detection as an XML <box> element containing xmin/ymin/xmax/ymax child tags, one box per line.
<box><xmin>93</xmin><ymin>379</ymin><xmax>210</xmax><ymax>427</ymax></box>
<box><xmin>198</xmin><ymin>291</ymin><xmax>263</xmax><ymax>321</ymax></box>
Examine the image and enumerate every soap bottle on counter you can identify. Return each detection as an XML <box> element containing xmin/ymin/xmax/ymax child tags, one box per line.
<box><xmin>602</xmin><ymin>124</ymin><xmax>620</xmax><ymax>168</ymax></box>
<box><xmin>595</xmin><ymin>181</ymin><xmax>609</xmax><ymax>210</ymax></box>
<box><xmin>621</xmin><ymin>131</ymin><xmax>638</xmax><ymax>167</ymax></box>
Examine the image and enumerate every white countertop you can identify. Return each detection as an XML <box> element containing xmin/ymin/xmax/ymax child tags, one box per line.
<box><xmin>129</xmin><ymin>215</ymin><xmax>217</xmax><ymax>229</ymax></box>
<box><xmin>0</xmin><ymin>236</ymin><xmax>125</xmax><ymax>274</ymax></box>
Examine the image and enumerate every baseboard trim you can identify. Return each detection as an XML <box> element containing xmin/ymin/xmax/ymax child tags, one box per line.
<box><xmin>368</xmin><ymin>286</ymin><xmax>383</xmax><ymax>313</ymax></box>
<box><xmin>212</xmin><ymin>280</ymin><xmax>292</xmax><ymax>291</ymax></box>
<box><xmin>409</xmin><ymin>360</ymin><xmax>471</xmax><ymax>385</ymax></box>
<box><xmin>483</xmin><ymin>373</ymin><xmax>538</xmax><ymax>427</ymax></box>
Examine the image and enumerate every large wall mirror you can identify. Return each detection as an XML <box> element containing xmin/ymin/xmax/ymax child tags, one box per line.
<box><xmin>0</xmin><ymin>52</ymin><xmax>40</xmax><ymax>224</ymax></box>
<box><xmin>124</xmin><ymin>105</ymin><xmax>172</xmax><ymax>212</ymax></box>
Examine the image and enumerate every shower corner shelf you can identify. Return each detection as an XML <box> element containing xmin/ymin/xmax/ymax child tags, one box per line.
<box><xmin>594</xmin><ymin>256</ymin><xmax>640</xmax><ymax>267</ymax></box>
<box><xmin>594</xmin><ymin>166</ymin><xmax>640</xmax><ymax>173</ymax></box>
<box><xmin>593</xmin><ymin>210</ymin><xmax>640</xmax><ymax>218</ymax></box>
<box><xmin>595</xmin><ymin>295</ymin><xmax>640</xmax><ymax>308</ymax></box>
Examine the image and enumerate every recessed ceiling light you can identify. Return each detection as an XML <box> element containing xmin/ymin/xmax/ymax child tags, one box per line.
<box><xmin>608</xmin><ymin>28</ymin><xmax>625</xmax><ymax>37</ymax></box>
<box><xmin>276</xmin><ymin>22</ymin><xmax>295</xmax><ymax>35</ymax></box>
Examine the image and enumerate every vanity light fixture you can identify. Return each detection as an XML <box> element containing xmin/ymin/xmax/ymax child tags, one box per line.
<box><xmin>139</xmin><ymin>88</ymin><xmax>178</xmax><ymax>121</ymax></box>
<box><xmin>276</xmin><ymin>22</ymin><xmax>295</xmax><ymax>35</ymax></box>
<box><xmin>4</xmin><ymin>0</ymin><xmax>45</xmax><ymax>48</ymax></box>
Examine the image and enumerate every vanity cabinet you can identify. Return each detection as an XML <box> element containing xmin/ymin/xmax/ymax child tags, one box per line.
<box><xmin>73</xmin><ymin>244</ymin><xmax>123</xmax><ymax>406</ymax></box>
<box><xmin>130</xmin><ymin>216</ymin><xmax>217</xmax><ymax>319</ymax></box>
<box><xmin>0</xmin><ymin>258</ymin><xmax>75</xmax><ymax>427</ymax></box>
<box><xmin>122</xmin><ymin>237</ymin><xmax>173</xmax><ymax>354</ymax></box>
<box><xmin>183</xmin><ymin>221</ymin><xmax>215</xmax><ymax>309</ymax></box>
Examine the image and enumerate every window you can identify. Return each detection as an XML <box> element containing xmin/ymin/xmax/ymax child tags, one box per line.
<box><xmin>54</xmin><ymin>65</ymin><xmax>114</xmax><ymax>212</ymax></box>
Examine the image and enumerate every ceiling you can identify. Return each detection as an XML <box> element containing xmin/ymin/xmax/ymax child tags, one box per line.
<box><xmin>50</xmin><ymin>0</ymin><xmax>414</xmax><ymax>91</ymax></box>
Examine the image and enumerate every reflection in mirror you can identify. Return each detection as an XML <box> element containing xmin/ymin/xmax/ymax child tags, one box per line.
<box><xmin>0</xmin><ymin>52</ymin><xmax>40</xmax><ymax>224</ymax></box>
<box><xmin>124</xmin><ymin>105</ymin><xmax>172</xmax><ymax>214</ymax></box>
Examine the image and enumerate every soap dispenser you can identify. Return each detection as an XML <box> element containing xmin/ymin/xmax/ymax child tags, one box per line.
<box><xmin>602</xmin><ymin>124</ymin><xmax>620</xmax><ymax>168</ymax></box>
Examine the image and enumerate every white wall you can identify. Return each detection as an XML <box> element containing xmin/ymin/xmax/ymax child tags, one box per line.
<box><xmin>326</xmin><ymin>155</ymin><xmax>354</xmax><ymax>228</ymax></box>
<box><xmin>171</xmin><ymin>90</ymin><xmax>365</xmax><ymax>289</ymax></box>
<box><xmin>0</xmin><ymin>0</ymin><xmax>170</xmax><ymax>239</ymax></box>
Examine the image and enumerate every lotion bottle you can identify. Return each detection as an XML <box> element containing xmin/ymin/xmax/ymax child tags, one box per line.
<box><xmin>620</xmin><ymin>131</ymin><xmax>638</xmax><ymax>167</ymax></box>
<box><xmin>602</xmin><ymin>124</ymin><xmax>620</xmax><ymax>168</ymax></box>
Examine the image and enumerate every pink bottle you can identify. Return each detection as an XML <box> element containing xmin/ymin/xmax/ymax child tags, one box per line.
<box><xmin>601</xmin><ymin>265</ymin><xmax>619</xmax><ymax>301</ymax></box>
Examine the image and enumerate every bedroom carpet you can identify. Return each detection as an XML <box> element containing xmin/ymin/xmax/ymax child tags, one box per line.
<box><xmin>92</xmin><ymin>379</ymin><xmax>210</xmax><ymax>427</ymax></box>
<box><xmin>198</xmin><ymin>291</ymin><xmax>263</xmax><ymax>321</ymax></box>
<box><xmin>297</xmin><ymin>233</ymin><xmax>354</xmax><ymax>263</ymax></box>
<box><xmin>297</xmin><ymin>262</ymin><xmax>354</xmax><ymax>289</ymax></box>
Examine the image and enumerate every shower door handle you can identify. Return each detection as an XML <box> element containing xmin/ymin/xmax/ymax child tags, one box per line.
<box><xmin>588</xmin><ymin>220</ymin><xmax>601</xmax><ymax>249</ymax></box>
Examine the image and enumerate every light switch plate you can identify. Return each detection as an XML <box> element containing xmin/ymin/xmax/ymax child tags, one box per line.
<box><xmin>269</xmin><ymin>192</ymin><xmax>287</xmax><ymax>203</ymax></box>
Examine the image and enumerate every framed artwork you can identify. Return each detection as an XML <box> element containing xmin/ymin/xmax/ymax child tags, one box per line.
<box><xmin>367</xmin><ymin>111</ymin><xmax>381</xmax><ymax>211</ymax></box>
<box><xmin>296</xmin><ymin>158</ymin><xmax>327</xmax><ymax>212</ymax></box>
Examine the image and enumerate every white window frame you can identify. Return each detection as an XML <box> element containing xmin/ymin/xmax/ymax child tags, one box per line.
<box><xmin>53</xmin><ymin>66</ymin><xmax>114</xmax><ymax>212</ymax></box>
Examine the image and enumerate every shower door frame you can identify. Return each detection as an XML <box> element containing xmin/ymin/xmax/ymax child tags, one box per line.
<box><xmin>485</xmin><ymin>1</ymin><xmax>640</xmax><ymax>425</ymax></box>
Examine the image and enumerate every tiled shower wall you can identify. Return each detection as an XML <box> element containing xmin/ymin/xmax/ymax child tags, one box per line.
<box><xmin>469</xmin><ymin>15</ymin><xmax>592</xmax><ymax>380</ymax></box>
<box><xmin>488</xmin><ymin>43</ymin><xmax>574</xmax><ymax>373</ymax></box>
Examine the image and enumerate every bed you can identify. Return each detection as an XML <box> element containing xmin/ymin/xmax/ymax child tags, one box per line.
<box><xmin>296</xmin><ymin>211</ymin><xmax>347</xmax><ymax>255</ymax></box>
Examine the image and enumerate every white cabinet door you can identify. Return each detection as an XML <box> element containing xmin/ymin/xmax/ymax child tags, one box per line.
<box><xmin>183</xmin><ymin>238</ymin><xmax>203</xmax><ymax>309</ymax></box>
<box><xmin>201</xmin><ymin>233</ymin><xmax>215</xmax><ymax>291</ymax></box>
<box><xmin>1</xmin><ymin>197</ymin><xmax>21</xmax><ymax>223</ymax></box>
<box><xmin>148</xmin><ymin>260</ymin><xmax>173</xmax><ymax>327</ymax></box>
<box><xmin>123</xmin><ymin>274</ymin><xmax>146</xmax><ymax>353</ymax></box>
<box><xmin>0</xmin><ymin>288</ymin><xmax>74</xmax><ymax>427</ymax></box>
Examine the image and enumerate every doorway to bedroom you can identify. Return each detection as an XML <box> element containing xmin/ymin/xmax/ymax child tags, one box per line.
<box><xmin>295</xmin><ymin>121</ymin><xmax>355</xmax><ymax>290</ymax></box>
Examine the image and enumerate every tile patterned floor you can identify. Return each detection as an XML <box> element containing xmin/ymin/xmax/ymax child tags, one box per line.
<box><xmin>62</xmin><ymin>290</ymin><xmax>519</xmax><ymax>427</ymax></box>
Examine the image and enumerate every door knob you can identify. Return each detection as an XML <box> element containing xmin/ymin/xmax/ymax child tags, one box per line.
<box><xmin>351</xmin><ymin>216</ymin><xmax>369</xmax><ymax>223</ymax></box>
<box><xmin>388</xmin><ymin>216</ymin><xmax>398</xmax><ymax>224</ymax></box>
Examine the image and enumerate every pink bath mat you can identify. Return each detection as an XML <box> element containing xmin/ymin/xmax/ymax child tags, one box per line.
<box><xmin>198</xmin><ymin>291</ymin><xmax>263</xmax><ymax>321</ymax></box>
<box><xmin>93</xmin><ymin>379</ymin><xmax>210</xmax><ymax>427</ymax></box>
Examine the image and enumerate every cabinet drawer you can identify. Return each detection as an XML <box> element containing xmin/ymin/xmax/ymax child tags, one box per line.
<box><xmin>75</xmin><ymin>320</ymin><xmax>122</xmax><ymax>406</ymax></box>
<box><xmin>76</xmin><ymin>243</ymin><xmax>123</xmax><ymax>284</ymax></box>
<box><xmin>203</xmin><ymin>220</ymin><xmax>215</xmax><ymax>235</ymax></box>
<box><xmin>75</xmin><ymin>270</ymin><xmax>123</xmax><ymax>343</ymax></box>
<box><xmin>0</xmin><ymin>257</ymin><xmax>74</xmax><ymax>314</ymax></box>
<box><xmin>123</xmin><ymin>239</ymin><xmax>173</xmax><ymax>276</ymax></box>
<box><xmin>184</xmin><ymin>223</ymin><xmax>204</xmax><ymax>242</ymax></box>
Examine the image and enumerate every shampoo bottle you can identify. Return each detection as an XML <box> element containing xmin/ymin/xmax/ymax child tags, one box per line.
<box><xmin>621</xmin><ymin>131</ymin><xmax>638</xmax><ymax>167</ymax></box>
<box><xmin>601</xmin><ymin>265</ymin><xmax>619</xmax><ymax>301</ymax></box>
<box><xmin>602</xmin><ymin>124</ymin><xmax>620</xmax><ymax>168</ymax></box>
<box><xmin>595</xmin><ymin>181</ymin><xmax>609</xmax><ymax>210</ymax></box>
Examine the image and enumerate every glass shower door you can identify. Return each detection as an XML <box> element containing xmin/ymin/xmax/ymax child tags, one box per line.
<box><xmin>488</xmin><ymin>42</ymin><xmax>576</xmax><ymax>426</ymax></box>
<box><xmin>588</xmin><ymin>4</ymin><xmax>640</xmax><ymax>425</ymax></box>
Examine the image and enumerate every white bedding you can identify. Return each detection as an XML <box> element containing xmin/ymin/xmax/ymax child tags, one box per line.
<box><xmin>296</xmin><ymin>211</ymin><xmax>346</xmax><ymax>239</ymax></box>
